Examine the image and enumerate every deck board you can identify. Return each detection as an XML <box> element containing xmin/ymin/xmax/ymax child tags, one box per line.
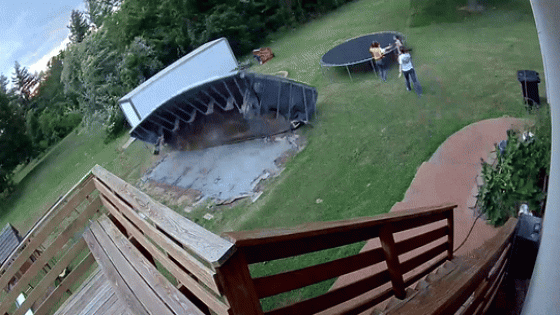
<box><xmin>54</xmin><ymin>268</ymin><xmax>129</xmax><ymax>315</ymax></box>
<box><xmin>0</xmin><ymin>224</ymin><xmax>21</xmax><ymax>265</ymax></box>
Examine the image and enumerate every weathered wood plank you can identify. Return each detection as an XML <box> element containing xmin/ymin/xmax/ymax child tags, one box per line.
<box><xmin>106</xmin><ymin>297</ymin><xmax>133</xmax><ymax>315</ymax></box>
<box><xmin>399</xmin><ymin>242</ymin><xmax>449</xmax><ymax>274</ymax></box>
<box><xmin>53</xmin><ymin>267</ymin><xmax>107</xmax><ymax>315</ymax></box>
<box><xmin>403</xmin><ymin>255</ymin><xmax>447</xmax><ymax>288</ymax></box>
<box><xmin>254</xmin><ymin>247</ymin><xmax>386</xmax><ymax>299</ymax></box>
<box><xmin>446</xmin><ymin>208</ymin><xmax>454</xmax><ymax>259</ymax></box>
<box><xmin>0</xmin><ymin>196</ymin><xmax>101</xmax><ymax>314</ymax></box>
<box><xmin>401</xmin><ymin>242</ymin><xmax>449</xmax><ymax>274</ymax></box>
<box><xmin>480</xmin><ymin>262</ymin><xmax>507</xmax><ymax>315</ymax></box>
<box><xmin>99</xmin><ymin>196</ymin><xmax>230</xmax><ymax>315</ymax></box>
<box><xmin>395</xmin><ymin>226</ymin><xmax>449</xmax><ymax>255</ymax></box>
<box><xmin>215</xmin><ymin>251</ymin><xmax>263</xmax><ymax>315</ymax></box>
<box><xmin>265</xmin><ymin>270</ymin><xmax>391</xmax><ymax>315</ymax></box>
<box><xmin>97</xmin><ymin>214</ymin><xmax>206</xmax><ymax>315</ymax></box>
<box><xmin>486</xmin><ymin>243</ymin><xmax>511</xmax><ymax>284</ymax></box>
<box><xmin>52</xmin><ymin>267</ymin><xmax>124</xmax><ymax>315</ymax></box>
<box><xmin>83</xmin><ymin>223</ymin><xmax>150</xmax><ymax>315</ymax></box>
<box><xmin>87</xmin><ymin>218</ymin><xmax>176</xmax><ymax>315</ymax></box>
<box><xmin>224</xmin><ymin>204</ymin><xmax>456</xmax><ymax>247</ymax></box>
<box><xmin>463</xmin><ymin>243</ymin><xmax>511</xmax><ymax>315</ymax></box>
<box><xmin>177</xmin><ymin>284</ymin><xmax>212</xmax><ymax>315</ymax></box>
<box><xmin>0</xmin><ymin>224</ymin><xmax>21</xmax><ymax>265</ymax></box>
<box><xmin>0</xmin><ymin>177</ymin><xmax>95</xmax><ymax>290</ymax></box>
<box><xmin>82</xmin><ymin>287</ymin><xmax>116</xmax><ymax>315</ymax></box>
<box><xmin>321</xmin><ymin>287</ymin><xmax>394</xmax><ymax>315</ymax></box>
<box><xmin>15</xmin><ymin>197</ymin><xmax>101</xmax><ymax>313</ymax></box>
<box><xmin>379</xmin><ymin>225</ymin><xmax>406</xmax><ymax>299</ymax></box>
<box><xmin>389</xmin><ymin>212</ymin><xmax>448</xmax><ymax>234</ymax></box>
<box><xmin>12</xmin><ymin>238</ymin><xmax>88</xmax><ymax>315</ymax></box>
<box><xmin>35</xmin><ymin>253</ymin><xmax>96</xmax><ymax>315</ymax></box>
<box><xmin>384</xmin><ymin>218</ymin><xmax>517</xmax><ymax>315</ymax></box>
<box><xmin>223</xmin><ymin>205</ymin><xmax>456</xmax><ymax>263</ymax></box>
<box><xmin>232</xmin><ymin>228</ymin><xmax>379</xmax><ymax>264</ymax></box>
<box><xmin>95</xmin><ymin>181</ymin><xmax>220</xmax><ymax>294</ymax></box>
<box><xmin>92</xmin><ymin>165</ymin><xmax>235</xmax><ymax>267</ymax></box>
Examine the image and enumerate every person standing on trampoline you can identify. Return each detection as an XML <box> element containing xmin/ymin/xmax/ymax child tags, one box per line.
<box><xmin>369</xmin><ymin>41</ymin><xmax>389</xmax><ymax>82</ymax></box>
<box><xmin>398</xmin><ymin>47</ymin><xmax>422</xmax><ymax>96</ymax></box>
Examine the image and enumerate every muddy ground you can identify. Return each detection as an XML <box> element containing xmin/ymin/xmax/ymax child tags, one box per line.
<box><xmin>138</xmin><ymin>131</ymin><xmax>305</xmax><ymax>213</ymax></box>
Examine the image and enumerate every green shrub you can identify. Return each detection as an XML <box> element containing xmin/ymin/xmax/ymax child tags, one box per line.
<box><xmin>477</xmin><ymin>121</ymin><xmax>550</xmax><ymax>225</ymax></box>
<box><xmin>409</xmin><ymin>0</ymin><xmax>465</xmax><ymax>27</ymax></box>
<box><xmin>104</xmin><ymin>107</ymin><xmax>129</xmax><ymax>143</ymax></box>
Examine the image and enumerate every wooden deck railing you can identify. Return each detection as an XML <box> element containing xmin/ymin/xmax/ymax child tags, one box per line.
<box><xmin>0</xmin><ymin>172</ymin><xmax>100</xmax><ymax>315</ymax></box>
<box><xmin>0</xmin><ymin>165</ymin><xmax>515</xmax><ymax>315</ymax></box>
<box><xmin>222</xmin><ymin>204</ymin><xmax>456</xmax><ymax>314</ymax></box>
<box><xmin>385</xmin><ymin>217</ymin><xmax>517</xmax><ymax>315</ymax></box>
<box><xmin>91</xmin><ymin>165</ymin><xmax>236</xmax><ymax>315</ymax></box>
<box><xmin>0</xmin><ymin>166</ymin><xmax>238</xmax><ymax>315</ymax></box>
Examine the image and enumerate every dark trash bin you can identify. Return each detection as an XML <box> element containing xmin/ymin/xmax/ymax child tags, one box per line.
<box><xmin>517</xmin><ymin>70</ymin><xmax>540</xmax><ymax>106</ymax></box>
<box><xmin>509</xmin><ymin>214</ymin><xmax>542</xmax><ymax>279</ymax></box>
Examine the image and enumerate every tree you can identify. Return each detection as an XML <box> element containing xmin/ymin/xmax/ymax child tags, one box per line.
<box><xmin>86</xmin><ymin>0</ymin><xmax>122</xmax><ymax>27</ymax></box>
<box><xmin>0</xmin><ymin>74</ymin><xmax>8</xmax><ymax>94</ymax></box>
<box><xmin>33</xmin><ymin>54</ymin><xmax>69</xmax><ymax>111</ymax></box>
<box><xmin>0</xmin><ymin>91</ymin><xmax>33</xmax><ymax>194</ymax></box>
<box><xmin>11</xmin><ymin>62</ymin><xmax>38</xmax><ymax>110</ymax></box>
<box><xmin>30</xmin><ymin>53</ymin><xmax>82</xmax><ymax>150</ymax></box>
<box><xmin>68</xmin><ymin>10</ymin><xmax>89</xmax><ymax>43</ymax></box>
<box><xmin>62</xmin><ymin>27</ymin><xmax>125</xmax><ymax>120</ymax></box>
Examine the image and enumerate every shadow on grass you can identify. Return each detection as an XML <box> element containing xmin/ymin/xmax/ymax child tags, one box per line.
<box><xmin>409</xmin><ymin>0</ymin><xmax>533</xmax><ymax>27</ymax></box>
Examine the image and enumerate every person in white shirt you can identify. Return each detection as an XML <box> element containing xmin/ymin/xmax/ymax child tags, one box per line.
<box><xmin>398</xmin><ymin>47</ymin><xmax>422</xmax><ymax>95</ymax></box>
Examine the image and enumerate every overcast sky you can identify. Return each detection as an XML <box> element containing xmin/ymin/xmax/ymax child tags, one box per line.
<box><xmin>0</xmin><ymin>0</ymin><xmax>85</xmax><ymax>79</ymax></box>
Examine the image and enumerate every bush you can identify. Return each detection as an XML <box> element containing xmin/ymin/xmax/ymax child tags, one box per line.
<box><xmin>104</xmin><ymin>107</ymin><xmax>129</xmax><ymax>143</ymax></box>
<box><xmin>477</xmin><ymin>121</ymin><xmax>550</xmax><ymax>225</ymax></box>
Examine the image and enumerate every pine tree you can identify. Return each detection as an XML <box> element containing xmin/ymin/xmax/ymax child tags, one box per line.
<box><xmin>68</xmin><ymin>10</ymin><xmax>89</xmax><ymax>43</ymax></box>
<box><xmin>11</xmin><ymin>62</ymin><xmax>38</xmax><ymax>110</ymax></box>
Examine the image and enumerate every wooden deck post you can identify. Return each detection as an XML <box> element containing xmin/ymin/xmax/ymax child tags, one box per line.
<box><xmin>447</xmin><ymin>209</ymin><xmax>454</xmax><ymax>260</ymax></box>
<box><xmin>215</xmin><ymin>251</ymin><xmax>263</xmax><ymax>315</ymax></box>
<box><xmin>379</xmin><ymin>224</ymin><xmax>406</xmax><ymax>299</ymax></box>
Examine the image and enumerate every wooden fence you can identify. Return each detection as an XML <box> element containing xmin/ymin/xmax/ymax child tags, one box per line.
<box><xmin>0</xmin><ymin>165</ymin><xmax>515</xmax><ymax>315</ymax></box>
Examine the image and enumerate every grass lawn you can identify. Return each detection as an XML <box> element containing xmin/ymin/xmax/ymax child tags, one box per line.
<box><xmin>192</xmin><ymin>0</ymin><xmax>543</xmax><ymax>234</ymax></box>
<box><xmin>0</xmin><ymin>127</ymin><xmax>157</xmax><ymax>232</ymax></box>
<box><xmin>0</xmin><ymin>0</ymin><xmax>545</xmax><ymax>311</ymax></box>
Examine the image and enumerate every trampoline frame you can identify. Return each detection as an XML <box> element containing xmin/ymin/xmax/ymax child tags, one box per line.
<box><xmin>319</xmin><ymin>31</ymin><xmax>406</xmax><ymax>81</ymax></box>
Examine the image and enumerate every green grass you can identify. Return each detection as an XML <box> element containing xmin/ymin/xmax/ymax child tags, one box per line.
<box><xmin>0</xmin><ymin>126</ymin><xmax>157</xmax><ymax>232</ymax></box>
<box><xmin>194</xmin><ymin>0</ymin><xmax>543</xmax><ymax>234</ymax></box>
<box><xmin>186</xmin><ymin>0</ymin><xmax>544</xmax><ymax>309</ymax></box>
<box><xmin>0</xmin><ymin>0</ymin><xmax>546</xmax><ymax>311</ymax></box>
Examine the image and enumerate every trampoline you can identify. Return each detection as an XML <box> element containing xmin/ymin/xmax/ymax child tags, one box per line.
<box><xmin>320</xmin><ymin>31</ymin><xmax>405</xmax><ymax>80</ymax></box>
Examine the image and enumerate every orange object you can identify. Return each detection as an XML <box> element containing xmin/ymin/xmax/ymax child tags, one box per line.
<box><xmin>252</xmin><ymin>47</ymin><xmax>274</xmax><ymax>64</ymax></box>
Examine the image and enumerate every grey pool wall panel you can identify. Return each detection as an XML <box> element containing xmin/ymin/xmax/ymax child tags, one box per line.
<box><xmin>129</xmin><ymin>71</ymin><xmax>317</xmax><ymax>145</ymax></box>
<box><xmin>118</xmin><ymin>37</ymin><xmax>239</xmax><ymax>129</ymax></box>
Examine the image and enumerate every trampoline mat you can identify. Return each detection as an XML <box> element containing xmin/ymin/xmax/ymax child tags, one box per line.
<box><xmin>321</xmin><ymin>32</ymin><xmax>403</xmax><ymax>67</ymax></box>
